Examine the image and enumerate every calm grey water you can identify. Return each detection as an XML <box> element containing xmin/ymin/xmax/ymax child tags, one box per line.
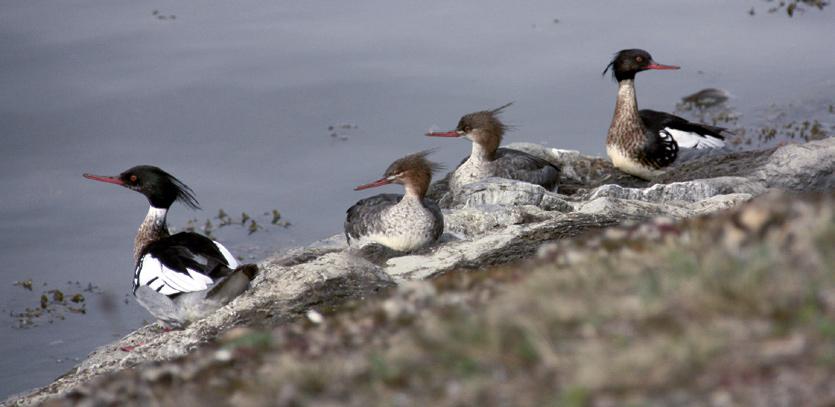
<box><xmin>1</xmin><ymin>0</ymin><xmax>833</xmax><ymax>399</ymax></box>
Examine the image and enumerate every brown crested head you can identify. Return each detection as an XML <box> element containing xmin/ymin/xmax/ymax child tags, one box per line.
<box><xmin>354</xmin><ymin>149</ymin><xmax>443</xmax><ymax>197</ymax></box>
<box><xmin>456</xmin><ymin>102</ymin><xmax>512</xmax><ymax>155</ymax></box>
<box><xmin>384</xmin><ymin>149</ymin><xmax>443</xmax><ymax>196</ymax></box>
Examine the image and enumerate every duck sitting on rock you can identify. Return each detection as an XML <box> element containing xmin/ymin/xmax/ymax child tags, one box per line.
<box><xmin>604</xmin><ymin>49</ymin><xmax>731</xmax><ymax>180</ymax></box>
<box><xmin>426</xmin><ymin>103</ymin><xmax>561</xmax><ymax>194</ymax></box>
<box><xmin>345</xmin><ymin>151</ymin><xmax>444</xmax><ymax>252</ymax></box>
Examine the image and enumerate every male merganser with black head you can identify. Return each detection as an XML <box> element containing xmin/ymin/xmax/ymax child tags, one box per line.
<box><xmin>345</xmin><ymin>151</ymin><xmax>444</xmax><ymax>252</ymax></box>
<box><xmin>603</xmin><ymin>49</ymin><xmax>729</xmax><ymax>179</ymax></box>
<box><xmin>84</xmin><ymin>165</ymin><xmax>258</xmax><ymax>328</ymax></box>
<box><xmin>426</xmin><ymin>103</ymin><xmax>560</xmax><ymax>193</ymax></box>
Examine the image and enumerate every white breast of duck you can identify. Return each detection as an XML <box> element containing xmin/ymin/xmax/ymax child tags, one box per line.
<box><xmin>449</xmin><ymin>143</ymin><xmax>495</xmax><ymax>192</ymax></box>
<box><xmin>345</xmin><ymin>150</ymin><xmax>444</xmax><ymax>252</ymax></box>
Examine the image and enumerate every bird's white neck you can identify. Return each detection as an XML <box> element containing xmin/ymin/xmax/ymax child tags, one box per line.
<box><xmin>400</xmin><ymin>187</ymin><xmax>424</xmax><ymax>203</ymax></box>
<box><xmin>134</xmin><ymin>206</ymin><xmax>169</xmax><ymax>263</ymax></box>
<box><xmin>469</xmin><ymin>141</ymin><xmax>493</xmax><ymax>163</ymax></box>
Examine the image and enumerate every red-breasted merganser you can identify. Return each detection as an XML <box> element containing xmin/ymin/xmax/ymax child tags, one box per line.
<box><xmin>604</xmin><ymin>49</ymin><xmax>729</xmax><ymax>180</ymax></box>
<box><xmin>83</xmin><ymin>165</ymin><xmax>258</xmax><ymax>328</ymax></box>
<box><xmin>345</xmin><ymin>151</ymin><xmax>444</xmax><ymax>252</ymax></box>
<box><xmin>426</xmin><ymin>103</ymin><xmax>560</xmax><ymax>193</ymax></box>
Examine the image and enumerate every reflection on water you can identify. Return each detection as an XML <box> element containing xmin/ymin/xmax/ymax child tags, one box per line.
<box><xmin>0</xmin><ymin>0</ymin><xmax>833</xmax><ymax>399</ymax></box>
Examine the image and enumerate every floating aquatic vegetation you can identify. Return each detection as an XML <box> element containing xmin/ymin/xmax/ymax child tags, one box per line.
<box><xmin>268</xmin><ymin>209</ymin><xmax>291</xmax><ymax>227</ymax></box>
<box><xmin>151</xmin><ymin>10</ymin><xmax>177</xmax><ymax>21</ymax></box>
<box><xmin>10</xmin><ymin>281</ymin><xmax>100</xmax><ymax>329</ymax></box>
<box><xmin>217</xmin><ymin>209</ymin><xmax>234</xmax><ymax>226</ymax></box>
<box><xmin>745</xmin><ymin>99</ymin><xmax>834</xmax><ymax>147</ymax></box>
<box><xmin>13</xmin><ymin>279</ymin><xmax>33</xmax><ymax>291</ymax></box>
<box><xmin>248</xmin><ymin>220</ymin><xmax>262</xmax><ymax>235</ymax></box>
<box><xmin>761</xmin><ymin>119</ymin><xmax>829</xmax><ymax>143</ymax></box>
<box><xmin>750</xmin><ymin>0</ymin><xmax>829</xmax><ymax>16</ymax></box>
<box><xmin>674</xmin><ymin>88</ymin><xmax>833</xmax><ymax>149</ymax></box>
<box><xmin>179</xmin><ymin>208</ymin><xmax>291</xmax><ymax>238</ymax></box>
<box><xmin>204</xmin><ymin>219</ymin><xmax>215</xmax><ymax>239</ymax></box>
<box><xmin>328</xmin><ymin>123</ymin><xmax>358</xmax><ymax>142</ymax></box>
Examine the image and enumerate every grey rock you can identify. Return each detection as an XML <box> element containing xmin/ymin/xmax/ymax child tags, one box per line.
<box><xmin>754</xmin><ymin>139</ymin><xmax>835</xmax><ymax>191</ymax></box>
<box><xmin>443</xmin><ymin>204</ymin><xmax>531</xmax><ymax>238</ymax></box>
<box><xmin>448</xmin><ymin>178</ymin><xmax>573</xmax><ymax>212</ymax></box>
<box><xmin>690</xmin><ymin>193</ymin><xmax>755</xmax><ymax>216</ymax></box>
<box><xmin>384</xmin><ymin>212</ymin><xmax>622</xmax><ymax>280</ymax></box>
<box><xmin>576</xmin><ymin>196</ymin><xmax>694</xmax><ymax>219</ymax></box>
<box><xmin>657</xmin><ymin>138</ymin><xmax>834</xmax><ymax>188</ymax></box>
<box><xmin>585</xmin><ymin>177</ymin><xmax>766</xmax><ymax>204</ymax></box>
<box><xmin>270</xmin><ymin>234</ymin><xmax>347</xmax><ymax>267</ymax></box>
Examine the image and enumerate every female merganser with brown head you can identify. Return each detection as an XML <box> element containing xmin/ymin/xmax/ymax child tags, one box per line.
<box><xmin>345</xmin><ymin>151</ymin><xmax>444</xmax><ymax>252</ymax></box>
<box><xmin>84</xmin><ymin>165</ymin><xmax>257</xmax><ymax>328</ymax></box>
<box><xmin>426</xmin><ymin>103</ymin><xmax>560</xmax><ymax>193</ymax></box>
<box><xmin>604</xmin><ymin>49</ymin><xmax>729</xmax><ymax>180</ymax></box>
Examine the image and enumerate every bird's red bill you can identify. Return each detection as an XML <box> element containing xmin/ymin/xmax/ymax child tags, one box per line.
<box><xmin>83</xmin><ymin>173</ymin><xmax>124</xmax><ymax>186</ymax></box>
<box><xmin>646</xmin><ymin>63</ymin><xmax>680</xmax><ymax>70</ymax></box>
<box><xmin>425</xmin><ymin>131</ymin><xmax>460</xmax><ymax>137</ymax></box>
<box><xmin>354</xmin><ymin>177</ymin><xmax>393</xmax><ymax>191</ymax></box>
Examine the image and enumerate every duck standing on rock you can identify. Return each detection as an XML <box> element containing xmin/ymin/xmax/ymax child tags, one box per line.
<box><xmin>84</xmin><ymin>165</ymin><xmax>258</xmax><ymax>328</ymax></box>
<box><xmin>345</xmin><ymin>151</ymin><xmax>444</xmax><ymax>252</ymax></box>
<box><xmin>604</xmin><ymin>49</ymin><xmax>730</xmax><ymax>180</ymax></box>
<box><xmin>426</xmin><ymin>103</ymin><xmax>560</xmax><ymax>193</ymax></box>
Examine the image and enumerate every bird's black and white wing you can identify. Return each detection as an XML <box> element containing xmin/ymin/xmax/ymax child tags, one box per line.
<box><xmin>133</xmin><ymin>232</ymin><xmax>239</xmax><ymax>296</ymax></box>
<box><xmin>638</xmin><ymin>126</ymin><xmax>679</xmax><ymax>169</ymax></box>
<box><xmin>640</xmin><ymin>109</ymin><xmax>727</xmax><ymax>150</ymax></box>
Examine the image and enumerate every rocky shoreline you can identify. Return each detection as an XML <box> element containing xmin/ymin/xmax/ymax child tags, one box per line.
<box><xmin>5</xmin><ymin>138</ymin><xmax>834</xmax><ymax>406</ymax></box>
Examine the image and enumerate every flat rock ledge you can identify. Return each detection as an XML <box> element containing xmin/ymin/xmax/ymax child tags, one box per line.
<box><xmin>5</xmin><ymin>138</ymin><xmax>834</xmax><ymax>406</ymax></box>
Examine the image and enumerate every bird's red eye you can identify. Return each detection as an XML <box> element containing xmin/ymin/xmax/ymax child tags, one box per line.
<box><xmin>129</xmin><ymin>175</ymin><xmax>138</xmax><ymax>183</ymax></box>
